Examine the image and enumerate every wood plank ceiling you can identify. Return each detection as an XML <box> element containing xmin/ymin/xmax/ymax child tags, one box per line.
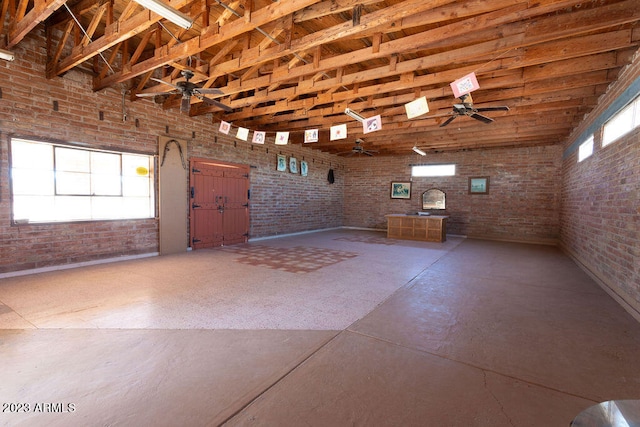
<box><xmin>2</xmin><ymin>0</ymin><xmax>640</xmax><ymax>155</ymax></box>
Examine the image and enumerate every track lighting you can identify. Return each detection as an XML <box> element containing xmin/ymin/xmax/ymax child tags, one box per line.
<box><xmin>344</xmin><ymin>108</ymin><xmax>366</xmax><ymax>123</ymax></box>
<box><xmin>0</xmin><ymin>49</ymin><xmax>15</xmax><ymax>61</ymax></box>
<box><xmin>412</xmin><ymin>146</ymin><xmax>426</xmax><ymax>156</ymax></box>
<box><xmin>133</xmin><ymin>0</ymin><xmax>193</xmax><ymax>29</ymax></box>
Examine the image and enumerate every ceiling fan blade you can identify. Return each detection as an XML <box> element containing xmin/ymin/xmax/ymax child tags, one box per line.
<box><xmin>470</xmin><ymin>113</ymin><xmax>494</xmax><ymax>124</ymax></box>
<box><xmin>363</xmin><ymin>151</ymin><xmax>375</xmax><ymax>156</ymax></box>
<box><xmin>475</xmin><ymin>106</ymin><xmax>510</xmax><ymax>112</ymax></box>
<box><xmin>136</xmin><ymin>91</ymin><xmax>174</xmax><ymax>97</ymax></box>
<box><xmin>180</xmin><ymin>96</ymin><xmax>191</xmax><ymax>113</ymax></box>
<box><xmin>440</xmin><ymin>115</ymin><xmax>457</xmax><ymax>127</ymax></box>
<box><xmin>193</xmin><ymin>87</ymin><xmax>224</xmax><ymax>95</ymax></box>
<box><xmin>198</xmin><ymin>95</ymin><xmax>233</xmax><ymax>112</ymax></box>
<box><xmin>150</xmin><ymin>77</ymin><xmax>182</xmax><ymax>91</ymax></box>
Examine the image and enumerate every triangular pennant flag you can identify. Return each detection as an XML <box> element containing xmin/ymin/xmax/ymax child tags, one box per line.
<box><xmin>252</xmin><ymin>131</ymin><xmax>266</xmax><ymax>144</ymax></box>
<box><xmin>275</xmin><ymin>131</ymin><xmax>289</xmax><ymax>145</ymax></box>
<box><xmin>219</xmin><ymin>121</ymin><xmax>231</xmax><ymax>134</ymax></box>
<box><xmin>236</xmin><ymin>127</ymin><xmax>249</xmax><ymax>141</ymax></box>
<box><xmin>363</xmin><ymin>115</ymin><xmax>382</xmax><ymax>134</ymax></box>
<box><xmin>450</xmin><ymin>72</ymin><xmax>480</xmax><ymax>98</ymax></box>
<box><xmin>330</xmin><ymin>124</ymin><xmax>347</xmax><ymax>140</ymax></box>
<box><xmin>304</xmin><ymin>129</ymin><xmax>319</xmax><ymax>143</ymax></box>
<box><xmin>405</xmin><ymin>97</ymin><xmax>429</xmax><ymax>119</ymax></box>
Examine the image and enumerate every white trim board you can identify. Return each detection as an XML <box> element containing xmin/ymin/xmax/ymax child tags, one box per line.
<box><xmin>0</xmin><ymin>252</ymin><xmax>160</xmax><ymax>279</ymax></box>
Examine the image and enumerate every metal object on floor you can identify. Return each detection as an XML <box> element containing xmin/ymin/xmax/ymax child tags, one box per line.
<box><xmin>570</xmin><ymin>400</ymin><xmax>640</xmax><ymax>426</ymax></box>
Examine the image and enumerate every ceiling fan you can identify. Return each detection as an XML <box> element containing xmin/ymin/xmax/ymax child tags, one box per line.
<box><xmin>337</xmin><ymin>138</ymin><xmax>379</xmax><ymax>156</ymax></box>
<box><xmin>440</xmin><ymin>93</ymin><xmax>509</xmax><ymax>127</ymax></box>
<box><xmin>136</xmin><ymin>69</ymin><xmax>232</xmax><ymax>113</ymax></box>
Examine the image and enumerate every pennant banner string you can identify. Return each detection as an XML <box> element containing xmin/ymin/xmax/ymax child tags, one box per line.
<box><xmin>472</xmin><ymin>47</ymin><xmax>516</xmax><ymax>75</ymax></box>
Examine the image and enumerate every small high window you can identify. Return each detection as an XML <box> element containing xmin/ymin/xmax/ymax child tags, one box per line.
<box><xmin>412</xmin><ymin>164</ymin><xmax>456</xmax><ymax>177</ymax></box>
<box><xmin>578</xmin><ymin>135</ymin><xmax>594</xmax><ymax>162</ymax></box>
<box><xmin>602</xmin><ymin>95</ymin><xmax>640</xmax><ymax>146</ymax></box>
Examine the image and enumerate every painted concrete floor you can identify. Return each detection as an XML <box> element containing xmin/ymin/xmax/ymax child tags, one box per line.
<box><xmin>1</xmin><ymin>230</ymin><xmax>639</xmax><ymax>426</ymax></box>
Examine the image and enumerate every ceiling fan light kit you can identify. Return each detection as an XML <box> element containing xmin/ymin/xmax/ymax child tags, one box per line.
<box><xmin>344</xmin><ymin>108</ymin><xmax>366</xmax><ymax>123</ymax></box>
<box><xmin>133</xmin><ymin>0</ymin><xmax>193</xmax><ymax>29</ymax></box>
<box><xmin>0</xmin><ymin>48</ymin><xmax>14</xmax><ymax>61</ymax></box>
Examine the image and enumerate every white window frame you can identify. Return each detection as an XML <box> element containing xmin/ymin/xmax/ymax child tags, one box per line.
<box><xmin>602</xmin><ymin>95</ymin><xmax>640</xmax><ymax>146</ymax></box>
<box><xmin>577</xmin><ymin>135</ymin><xmax>594</xmax><ymax>162</ymax></box>
<box><xmin>10</xmin><ymin>138</ymin><xmax>155</xmax><ymax>224</ymax></box>
<box><xmin>411</xmin><ymin>164</ymin><xmax>456</xmax><ymax>177</ymax></box>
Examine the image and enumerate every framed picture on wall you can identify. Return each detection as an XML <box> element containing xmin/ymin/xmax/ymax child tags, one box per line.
<box><xmin>469</xmin><ymin>176</ymin><xmax>489</xmax><ymax>194</ymax></box>
<box><xmin>276</xmin><ymin>154</ymin><xmax>287</xmax><ymax>172</ymax></box>
<box><xmin>390</xmin><ymin>182</ymin><xmax>411</xmax><ymax>199</ymax></box>
<box><xmin>289</xmin><ymin>157</ymin><xmax>299</xmax><ymax>174</ymax></box>
<box><xmin>300</xmin><ymin>160</ymin><xmax>308</xmax><ymax>177</ymax></box>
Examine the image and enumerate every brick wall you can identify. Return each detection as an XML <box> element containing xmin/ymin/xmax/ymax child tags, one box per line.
<box><xmin>345</xmin><ymin>145</ymin><xmax>563</xmax><ymax>244</ymax></box>
<box><xmin>189</xmin><ymin>139</ymin><xmax>345</xmax><ymax>239</ymax></box>
<box><xmin>561</xmin><ymin>52</ymin><xmax>640</xmax><ymax>317</ymax></box>
<box><xmin>3</xmin><ymin>24</ymin><xmax>637</xmax><ymax>302</ymax></box>
<box><xmin>0</xmin><ymin>30</ymin><xmax>344</xmax><ymax>274</ymax></box>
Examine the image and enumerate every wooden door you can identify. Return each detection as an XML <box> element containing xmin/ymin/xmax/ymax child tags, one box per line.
<box><xmin>221</xmin><ymin>168</ymin><xmax>250</xmax><ymax>245</ymax></box>
<box><xmin>190</xmin><ymin>159</ymin><xmax>249</xmax><ymax>249</ymax></box>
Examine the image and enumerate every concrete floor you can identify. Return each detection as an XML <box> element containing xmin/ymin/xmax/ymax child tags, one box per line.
<box><xmin>1</xmin><ymin>229</ymin><xmax>639</xmax><ymax>426</ymax></box>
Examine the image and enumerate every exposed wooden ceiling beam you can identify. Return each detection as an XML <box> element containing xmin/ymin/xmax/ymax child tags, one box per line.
<box><xmin>293</xmin><ymin>0</ymin><xmax>383</xmax><ymax>23</ymax></box>
<box><xmin>7</xmin><ymin>0</ymin><xmax>68</xmax><ymax>48</ymax></box>
<box><xmin>4</xmin><ymin>0</ymin><xmax>639</xmax><ymax>156</ymax></box>
<box><xmin>212</xmin><ymin>25</ymin><xmax>632</xmax><ymax>127</ymax></box>
<box><xmin>94</xmin><ymin>0</ymin><xmax>321</xmax><ymax>90</ymax></box>
<box><xmin>47</xmin><ymin>0</ymin><xmax>195</xmax><ymax>77</ymax></box>
<box><xmin>193</xmin><ymin>0</ymin><xmax>638</xmax><ymax>126</ymax></box>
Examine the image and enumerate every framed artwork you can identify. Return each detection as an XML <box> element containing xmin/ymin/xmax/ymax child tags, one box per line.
<box><xmin>469</xmin><ymin>176</ymin><xmax>489</xmax><ymax>194</ymax></box>
<box><xmin>289</xmin><ymin>157</ymin><xmax>298</xmax><ymax>174</ymax></box>
<box><xmin>300</xmin><ymin>160</ymin><xmax>308</xmax><ymax>177</ymax></box>
<box><xmin>276</xmin><ymin>154</ymin><xmax>287</xmax><ymax>172</ymax></box>
<box><xmin>390</xmin><ymin>182</ymin><xmax>411</xmax><ymax>199</ymax></box>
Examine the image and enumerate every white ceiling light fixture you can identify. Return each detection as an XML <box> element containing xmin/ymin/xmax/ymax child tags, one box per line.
<box><xmin>0</xmin><ymin>49</ymin><xmax>15</xmax><ymax>61</ymax></box>
<box><xmin>133</xmin><ymin>0</ymin><xmax>193</xmax><ymax>29</ymax></box>
<box><xmin>344</xmin><ymin>108</ymin><xmax>366</xmax><ymax>123</ymax></box>
<box><xmin>412</xmin><ymin>146</ymin><xmax>427</xmax><ymax>156</ymax></box>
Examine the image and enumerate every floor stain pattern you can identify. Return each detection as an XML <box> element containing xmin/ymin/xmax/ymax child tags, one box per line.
<box><xmin>223</xmin><ymin>245</ymin><xmax>359</xmax><ymax>273</ymax></box>
<box><xmin>333</xmin><ymin>235</ymin><xmax>397</xmax><ymax>245</ymax></box>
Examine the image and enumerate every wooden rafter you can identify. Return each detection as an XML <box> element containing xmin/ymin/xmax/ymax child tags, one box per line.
<box><xmin>94</xmin><ymin>0</ymin><xmax>322</xmax><ymax>90</ymax></box>
<box><xmin>47</xmin><ymin>0</ymin><xmax>194</xmax><ymax>78</ymax></box>
<box><xmin>207</xmin><ymin>0</ymin><xmax>639</xmax><ymax>125</ymax></box>
<box><xmin>7</xmin><ymin>0</ymin><xmax>68</xmax><ymax>48</ymax></box>
<box><xmin>6</xmin><ymin>0</ymin><xmax>640</xmax><ymax>155</ymax></box>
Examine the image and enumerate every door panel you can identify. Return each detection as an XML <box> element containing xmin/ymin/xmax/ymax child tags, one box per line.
<box><xmin>192</xmin><ymin>208</ymin><xmax>222</xmax><ymax>248</ymax></box>
<box><xmin>191</xmin><ymin>165</ymin><xmax>224</xmax><ymax>249</ymax></box>
<box><xmin>222</xmin><ymin>169</ymin><xmax>249</xmax><ymax>245</ymax></box>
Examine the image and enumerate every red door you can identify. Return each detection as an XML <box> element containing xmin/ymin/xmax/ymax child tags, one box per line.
<box><xmin>190</xmin><ymin>159</ymin><xmax>249</xmax><ymax>249</ymax></box>
<box><xmin>221</xmin><ymin>168</ymin><xmax>250</xmax><ymax>245</ymax></box>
